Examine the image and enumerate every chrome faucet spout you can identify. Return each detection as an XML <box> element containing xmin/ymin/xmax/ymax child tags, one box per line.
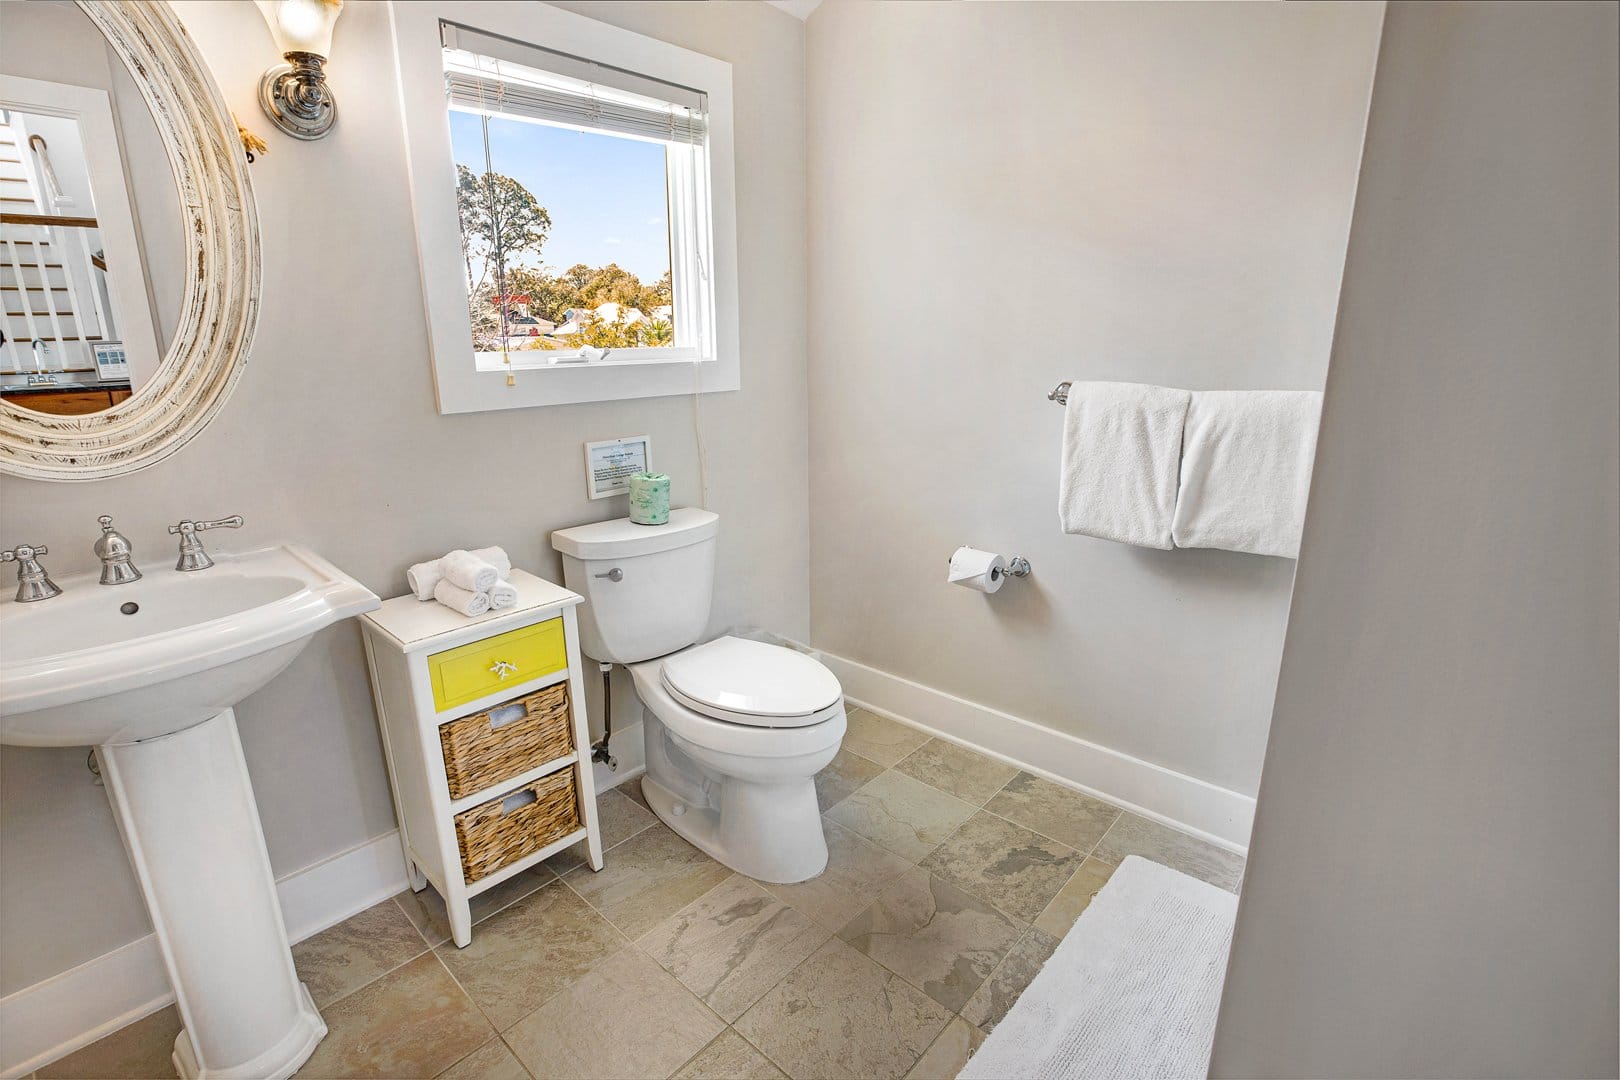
<box><xmin>95</xmin><ymin>515</ymin><xmax>142</xmax><ymax>585</ymax></box>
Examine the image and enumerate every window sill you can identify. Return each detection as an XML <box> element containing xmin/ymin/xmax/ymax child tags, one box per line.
<box><xmin>474</xmin><ymin>350</ymin><xmax>712</xmax><ymax>374</ymax></box>
<box><xmin>443</xmin><ymin>351</ymin><xmax>735</xmax><ymax>412</ymax></box>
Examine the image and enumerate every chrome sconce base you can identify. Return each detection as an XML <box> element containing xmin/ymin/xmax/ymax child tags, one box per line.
<box><xmin>258</xmin><ymin>52</ymin><xmax>337</xmax><ymax>140</ymax></box>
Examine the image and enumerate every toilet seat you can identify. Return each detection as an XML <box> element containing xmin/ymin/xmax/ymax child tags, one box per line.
<box><xmin>629</xmin><ymin>652</ymin><xmax>845</xmax><ymax>760</ymax></box>
<box><xmin>660</xmin><ymin>636</ymin><xmax>842</xmax><ymax>729</ymax></box>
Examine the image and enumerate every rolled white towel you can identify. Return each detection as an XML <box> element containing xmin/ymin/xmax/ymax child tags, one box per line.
<box><xmin>469</xmin><ymin>546</ymin><xmax>512</xmax><ymax>579</ymax></box>
<box><xmin>406</xmin><ymin>559</ymin><xmax>442</xmax><ymax>601</ymax></box>
<box><xmin>406</xmin><ymin>546</ymin><xmax>511</xmax><ymax>601</ymax></box>
<box><xmin>441</xmin><ymin>549</ymin><xmax>498</xmax><ymax>593</ymax></box>
<box><xmin>488</xmin><ymin>579</ymin><xmax>519</xmax><ymax>611</ymax></box>
<box><xmin>434</xmin><ymin>579</ymin><xmax>491</xmax><ymax>618</ymax></box>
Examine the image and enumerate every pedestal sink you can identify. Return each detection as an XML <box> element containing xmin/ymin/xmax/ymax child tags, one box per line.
<box><xmin>0</xmin><ymin>545</ymin><xmax>380</xmax><ymax>1079</ymax></box>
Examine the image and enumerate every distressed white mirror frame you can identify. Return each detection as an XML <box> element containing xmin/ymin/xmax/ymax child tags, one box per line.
<box><xmin>390</xmin><ymin>0</ymin><xmax>740</xmax><ymax>414</ymax></box>
<box><xmin>0</xmin><ymin>0</ymin><xmax>260</xmax><ymax>482</ymax></box>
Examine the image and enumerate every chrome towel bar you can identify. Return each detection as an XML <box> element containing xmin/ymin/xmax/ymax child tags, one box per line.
<box><xmin>1049</xmin><ymin>381</ymin><xmax>1071</xmax><ymax>405</ymax></box>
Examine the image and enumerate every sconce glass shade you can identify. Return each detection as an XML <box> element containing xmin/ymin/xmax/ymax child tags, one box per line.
<box><xmin>255</xmin><ymin>0</ymin><xmax>342</xmax><ymax>60</ymax></box>
<box><xmin>255</xmin><ymin>0</ymin><xmax>342</xmax><ymax>139</ymax></box>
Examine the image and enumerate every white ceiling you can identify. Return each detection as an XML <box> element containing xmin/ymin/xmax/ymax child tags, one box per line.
<box><xmin>764</xmin><ymin>0</ymin><xmax>824</xmax><ymax>21</ymax></box>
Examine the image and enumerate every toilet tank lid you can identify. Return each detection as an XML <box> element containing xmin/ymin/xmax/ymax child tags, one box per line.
<box><xmin>551</xmin><ymin>508</ymin><xmax>719</xmax><ymax>560</ymax></box>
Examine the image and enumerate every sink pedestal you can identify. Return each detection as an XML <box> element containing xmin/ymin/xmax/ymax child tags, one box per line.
<box><xmin>98</xmin><ymin>708</ymin><xmax>326</xmax><ymax>1079</ymax></box>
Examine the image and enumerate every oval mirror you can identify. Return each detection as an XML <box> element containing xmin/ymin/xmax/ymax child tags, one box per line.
<box><xmin>0</xmin><ymin>0</ymin><xmax>259</xmax><ymax>481</ymax></box>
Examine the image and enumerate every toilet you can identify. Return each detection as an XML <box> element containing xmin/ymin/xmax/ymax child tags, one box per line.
<box><xmin>551</xmin><ymin>509</ymin><xmax>845</xmax><ymax>883</ymax></box>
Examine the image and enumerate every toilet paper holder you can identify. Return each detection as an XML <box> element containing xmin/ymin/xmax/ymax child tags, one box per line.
<box><xmin>948</xmin><ymin>553</ymin><xmax>1032</xmax><ymax>582</ymax></box>
<box><xmin>998</xmin><ymin>556</ymin><xmax>1032</xmax><ymax>581</ymax></box>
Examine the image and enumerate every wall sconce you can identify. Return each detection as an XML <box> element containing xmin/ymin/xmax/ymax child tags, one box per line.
<box><xmin>255</xmin><ymin>0</ymin><xmax>344</xmax><ymax>140</ymax></box>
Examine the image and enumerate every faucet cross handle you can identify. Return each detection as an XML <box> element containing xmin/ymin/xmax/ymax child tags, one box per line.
<box><xmin>168</xmin><ymin>515</ymin><xmax>244</xmax><ymax>572</ymax></box>
<box><xmin>1</xmin><ymin>543</ymin><xmax>48</xmax><ymax>561</ymax></box>
<box><xmin>2</xmin><ymin>544</ymin><xmax>63</xmax><ymax>602</ymax></box>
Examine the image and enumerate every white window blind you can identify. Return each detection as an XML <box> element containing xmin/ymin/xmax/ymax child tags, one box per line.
<box><xmin>442</xmin><ymin>22</ymin><xmax>707</xmax><ymax>144</ymax></box>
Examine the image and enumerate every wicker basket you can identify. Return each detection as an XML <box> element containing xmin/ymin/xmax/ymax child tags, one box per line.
<box><xmin>439</xmin><ymin>683</ymin><xmax>572</xmax><ymax>800</ymax></box>
<box><xmin>454</xmin><ymin>767</ymin><xmax>581</xmax><ymax>883</ymax></box>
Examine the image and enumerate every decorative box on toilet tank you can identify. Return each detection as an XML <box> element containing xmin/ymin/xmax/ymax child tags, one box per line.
<box><xmin>360</xmin><ymin>569</ymin><xmax>603</xmax><ymax>946</ymax></box>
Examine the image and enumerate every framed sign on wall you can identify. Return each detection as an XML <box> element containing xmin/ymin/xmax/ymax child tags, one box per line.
<box><xmin>584</xmin><ymin>435</ymin><xmax>651</xmax><ymax>499</ymax></box>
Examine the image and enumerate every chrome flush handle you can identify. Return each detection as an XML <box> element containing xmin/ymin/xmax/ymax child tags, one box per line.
<box><xmin>489</xmin><ymin>659</ymin><xmax>518</xmax><ymax>680</ymax></box>
<box><xmin>594</xmin><ymin>568</ymin><xmax>624</xmax><ymax>582</ymax></box>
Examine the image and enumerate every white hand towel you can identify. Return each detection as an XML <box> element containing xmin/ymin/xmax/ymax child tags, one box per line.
<box><xmin>406</xmin><ymin>558</ymin><xmax>442</xmax><ymax>601</ymax></box>
<box><xmin>1059</xmin><ymin>381</ymin><xmax>1193</xmax><ymax>550</ymax></box>
<box><xmin>488</xmin><ymin>579</ymin><xmax>519</xmax><ymax>611</ymax></box>
<box><xmin>440</xmin><ymin>549</ymin><xmax>498</xmax><ymax>593</ymax></box>
<box><xmin>1171</xmin><ymin>389</ymin><xmax>1322</xmax><ymax>558</ymax></box>
<box><xmin>406</xmin><ymin>546</ymin><xmax>512</xmax><ymax>601</ymax></box>
<box><xmin>469</xmin><ymin>546</ymin><xmax>512</xmax><ymax>579</ymax></box>
<box><xmin>434</xmin><ymin>578</ymin><xmax>491</xmax><ymax>618</ymax></box>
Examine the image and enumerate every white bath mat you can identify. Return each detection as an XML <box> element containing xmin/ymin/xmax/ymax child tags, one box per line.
<box><xmin>960</xmin><ymin>856</ymin><xmax>1238</xmax><ymax>1080</ymax></box>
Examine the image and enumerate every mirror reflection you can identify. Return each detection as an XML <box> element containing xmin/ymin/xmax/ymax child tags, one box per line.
<box><xmin>0</xmin><ymin>2</ymin><xmax>183</xmax><ymax>417</ymax></box>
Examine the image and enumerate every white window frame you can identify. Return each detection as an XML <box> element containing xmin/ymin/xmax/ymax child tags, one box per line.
<box><xmin>390</xmin><ymin>1</ymin><xmax>740</xmax><ymax>413</ymax></box>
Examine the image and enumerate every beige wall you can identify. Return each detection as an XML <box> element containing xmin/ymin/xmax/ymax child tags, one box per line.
<box><xmin>805</xmin><ymin>0</ymin><xmax>1382</xmax><ymax>796</ymax></box>
<box><xmin>1211</xmin><ymin>3</ymin><xmax>1619</xmax><ymax>1076</ymax></box>
<box><xmin>0</xmin><ymin>0</ymin><xmax>807</xmax><ymax>995</ymax></box>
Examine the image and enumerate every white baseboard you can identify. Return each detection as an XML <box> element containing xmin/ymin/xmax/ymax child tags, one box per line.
<box><xmin>1</xmin><ymin>830</ymin><xmax>409</xmax><ymax>1079</ymax></box>
<box><xmin>808</xmin><ymin>647</ymin><xmax>1255</xmax><ymax>853</ymax></box>
<box><xmin>0</xmin><ymin>934</ymin><xmax>171</xmax><ymax>1080</ymax></box>
<box><xmin>277</xmin><ymin>830</ymin><xmax>412</xmax><ymax>944</ymax></box>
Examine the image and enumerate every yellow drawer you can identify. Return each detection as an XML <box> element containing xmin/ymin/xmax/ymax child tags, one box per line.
<box><xmin>428</xmin><ymin>618</ymin><xmax>566</xmax><ymax>713</ymax></box>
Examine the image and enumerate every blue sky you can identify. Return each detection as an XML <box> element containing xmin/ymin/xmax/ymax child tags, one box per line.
<box><xmin>450</xmin><ymin>110</ymin><xmax>671</xmax><ymax>282</ymax></box>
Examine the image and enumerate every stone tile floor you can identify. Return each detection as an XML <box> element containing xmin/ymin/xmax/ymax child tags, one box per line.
<box><xmin>39</xmin><ymin>709</ymin><xmax>1245</xmax><ymax>1080</ymax></box>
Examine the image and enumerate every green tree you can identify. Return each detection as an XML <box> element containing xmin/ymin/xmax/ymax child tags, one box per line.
<box><xmin>640</xmin><ymin>318</ymin><xmax>674</xmax><ymax>346</ymax></box>
<box><xmin>579</xmin><ymin>263</ymin><xmax>648</xmax><ymax>311</ymax></box>
<box><xmin>503</xmin><ymin>266</ymin><xmax>579</xmax><ymax>326</ymax></box>
<box><xmin>642</xmin><ymin>269</ymin><xmax>673</xmax><ymax>312</ymax></box>
<box><xmin>561</xmin><ymin>311</ymin><xmax>642</xmax><ymax>349</ymax></box>
<box><xmin>456</xmin><ymin>165</ymin><xmax>551</xmax><ymax>347</ymax></box>
<box><xmin>559</xmin><ymin>263</ymin><xmax>596</xmax><ymax>296</ymax></box>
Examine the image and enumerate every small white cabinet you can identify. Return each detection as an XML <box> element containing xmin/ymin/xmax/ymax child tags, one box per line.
<box><xmin>360</xmin><ymin>569</ymin><xmax>603</xmax><ymax>947</ymax></box>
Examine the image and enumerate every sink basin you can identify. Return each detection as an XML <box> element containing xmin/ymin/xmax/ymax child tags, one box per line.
<box><xmin>0</xmin><ymin>544</ymin><xmax>378</xmax><ymax>746</ymax></box>
<box><xmin>0</xmin><ymin>542</ymin><xmax>379</xmax><ymax>1079</ymax></box>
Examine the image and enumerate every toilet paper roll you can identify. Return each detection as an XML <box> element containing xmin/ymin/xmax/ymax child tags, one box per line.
<box><xmin>949</xmin><ymin>546</ymin><xmax>1006</xmax><ymax>594</ymax></box>
<box><xmin>629</xmin><ymin>472</ymin><xmax>671</xmax><ymax>525</ymax></box>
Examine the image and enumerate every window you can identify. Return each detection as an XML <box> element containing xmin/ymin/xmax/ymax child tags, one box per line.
<box><xmin>443</xmin><ymin>24</ymin><xmax>711</xmax><ymax>371</ymax></box>
<box><xmin>393</xmin><ymin>3</ymin><xmax>738</xmax><ymax>412</ymax></box>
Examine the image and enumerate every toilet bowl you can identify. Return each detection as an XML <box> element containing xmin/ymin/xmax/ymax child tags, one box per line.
<box><xmin>550</xmin><ymin>510</ymin><xmax>846</xmax><ymax>883</ymax></box>
<box><xmin>629</xmin><ymin>635</ymin><xmax>845</xmax><ymax>883</ymax></box>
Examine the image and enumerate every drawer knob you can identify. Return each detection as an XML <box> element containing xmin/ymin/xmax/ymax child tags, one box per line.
<box><xmin>489</xmin><ymin>659</ymin><xmax>518</xmax><ymax>680</ymax></box>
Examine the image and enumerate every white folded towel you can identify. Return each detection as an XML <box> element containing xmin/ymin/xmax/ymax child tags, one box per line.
<box><xmin>440</xmin><ymin>549</ymin><xmax>498</xmax><ymax>593</ymax></box>
<box><xmin>470</xmin><ymin>545</ymin><xmax>512</xmax><ymax>579</ymax></box>
<box><xmin>488</xmin><ymin>579</ymin><xmax>518</xmax><ymax>611</ymax></box>
<box><xmin>1059</xmin><ymin>381</ymin><xmax>1193</xmax><ymax>550</ymax></box>
<box><xmin>1171</xmin><ymin>389</ymin><xmax>1323</xmax><ymax>558</ymax></box>
<box><xmin>406</xmin><ymin>545</ymin><xmax>512</xmax><ymax>601</ymax></box>
<box><xmin>406</xmin><ymin>558</ymin><xmax>442</xmax><ymax>602</ymax></box>
<box><xmin>434</xmin><ymin>579</ymin><xmax>491</xmax><ymax>618</ymax></box>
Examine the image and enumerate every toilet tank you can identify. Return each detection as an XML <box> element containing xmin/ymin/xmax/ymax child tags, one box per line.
<box><xmin>550</xmin><ymin>509</ymin><xmax>718</xmax><ymax>664</ymax></box>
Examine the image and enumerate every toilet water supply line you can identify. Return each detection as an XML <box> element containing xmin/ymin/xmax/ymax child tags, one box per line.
<box><xmin>594</xmin><ymin>661</ymin><xmax>617</xmax><ymax>769</ymax></box>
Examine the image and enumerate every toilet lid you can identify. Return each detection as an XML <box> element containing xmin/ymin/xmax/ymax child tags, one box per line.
<box><xmin>661</xmin><ymin>636</ymin><xmax>842</xmax><ymax>728</ymax></box>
